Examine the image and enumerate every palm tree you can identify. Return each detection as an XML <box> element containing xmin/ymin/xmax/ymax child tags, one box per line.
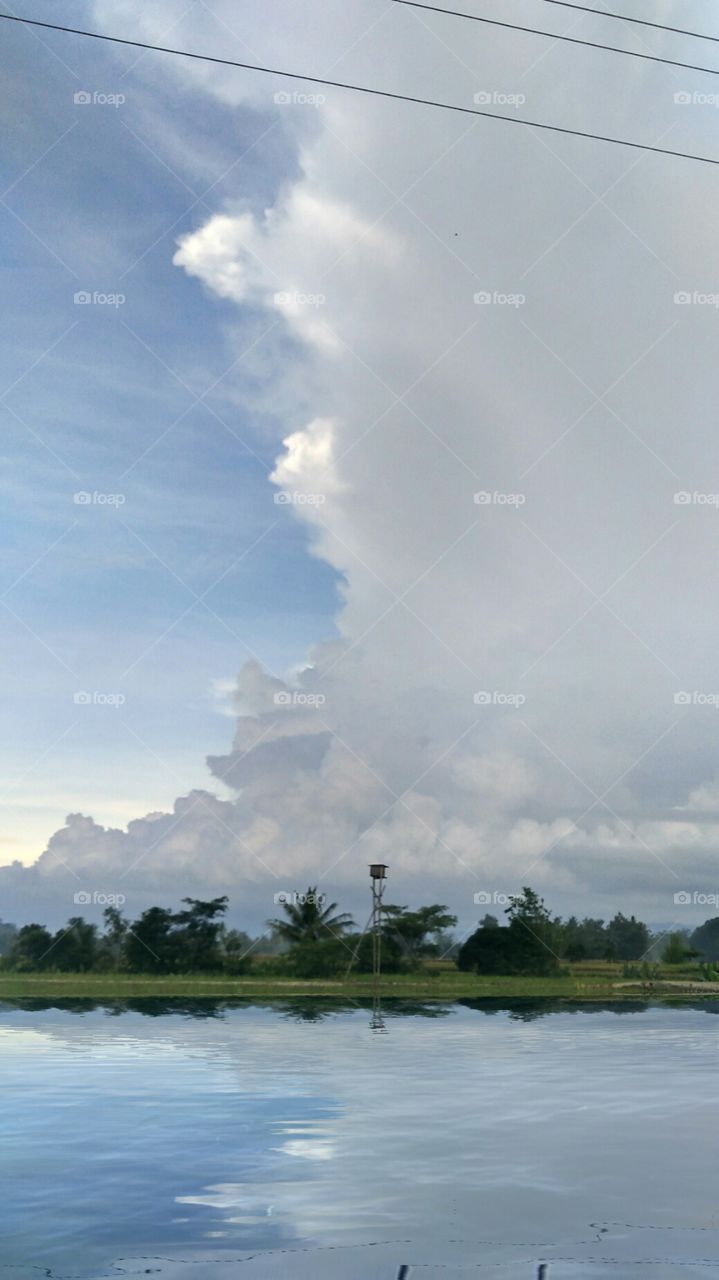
<box><xmin>267</xmin><ymin>887</ymin><xmax>354</xmax><ymax>944</ymax></box>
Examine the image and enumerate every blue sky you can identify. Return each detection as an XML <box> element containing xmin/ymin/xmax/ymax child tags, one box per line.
<box><xmin>5</xmin><ymin>0</ymin><xmax>719</xmax><ymax>933</ymax></box>
<box><xmin>1</xmin><ymin>8</ymin><xmax>339</xmax><ymax>861</ymax></box>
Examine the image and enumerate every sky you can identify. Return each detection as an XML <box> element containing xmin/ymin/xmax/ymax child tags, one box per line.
<box><xmin>3</xmin><ymin>0</ymin><xmax>719</xmax><ymax>936</ymax></box>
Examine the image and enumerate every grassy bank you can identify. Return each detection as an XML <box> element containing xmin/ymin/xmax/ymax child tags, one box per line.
<box><xmin>1</xmin><ymin>962</ymin><xmax>717</xmax><ymax>1000</ymax></box>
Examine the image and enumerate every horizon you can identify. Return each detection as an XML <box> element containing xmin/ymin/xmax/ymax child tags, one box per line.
<box><xmin>4</xmin><ymin>0</ymin><xmax>719</xmax><ymax>939</ymax></box>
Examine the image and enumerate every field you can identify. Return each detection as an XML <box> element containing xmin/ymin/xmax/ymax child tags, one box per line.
<box><xmin>1</xmin><ymin>960</ymin><xmax>717</xmax><ymax>1000</ymax></box>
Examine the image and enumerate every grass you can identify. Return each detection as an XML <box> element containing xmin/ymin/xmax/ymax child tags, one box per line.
<box><xmin>0</xmin><ymin>961</ymin><xmax>717</xmax><ymax>1000</ymax></box>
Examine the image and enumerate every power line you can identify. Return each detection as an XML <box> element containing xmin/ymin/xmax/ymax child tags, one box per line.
<box><xmin>390</xmin><ymin>0</ymin><xmax>719</xmax><ymax>79</ymax></box>
<box><xmin>1</xmin><ymin>12</ymin><xmax>719</xmax><ymax>168</ymax></box>
<box><xmin>534</xmin><ymin>0</ymin><xmax>719</xmax><ymax>47</ymax></box>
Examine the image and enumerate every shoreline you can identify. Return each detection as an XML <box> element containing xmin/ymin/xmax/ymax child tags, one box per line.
<box><xmin>1</xmin><ymin>974</ymin><xmax>718</xmax><ymax>999</ymax></box>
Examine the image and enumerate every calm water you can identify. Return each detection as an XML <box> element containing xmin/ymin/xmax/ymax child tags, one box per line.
<box><xmin>1</xmin><ymin>999</ymin><xmax>717</xmax><ymax>1279</ymax></box>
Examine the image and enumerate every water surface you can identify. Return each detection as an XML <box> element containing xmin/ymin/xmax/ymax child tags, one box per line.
<box><xmin>1</xmin><ymin>998</ymin><xmax>717</xmax><ymax>1278</ymax></box>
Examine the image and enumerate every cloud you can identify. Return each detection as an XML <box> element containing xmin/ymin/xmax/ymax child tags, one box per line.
<box><xmin>7</xmin><ymin>0</ymin><xmax>719</xmax><ymax>928</ymax></box>
<box><xmin>173</xmin><ymin>190</ymin><xmax>397</xmax><ymax>351</ymax></box>
<box><xmin>270</xmin><ymin>417</ymin><xmax>336</xmax><ymax>492</ymax></box>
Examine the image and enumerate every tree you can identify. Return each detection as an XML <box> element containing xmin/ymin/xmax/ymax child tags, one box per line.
<box><xmin>434</xmin><ymin>929</ymin><xmax>459</xmax><ymax>958</ymax></box>
<box><xmin>124</xmin><ymin>906</ymin><xmax>177</xmax><ymax>973</ymax></box>
<box><xmin>578</xmin><ymin>917</ymin><xmax>608</xmax><ymax>959</ymax></box>
<box><xmin>288</xmin><ymin>937</ymin><xmax>349</xmax><ymax>978</ymax></box>
<box><xmin>458</xmin><ymin>887</ymin><xmax>562</xmax><ymax>976</ymax></box>
<box><xmin>348</xmin><ymin>928</ymin><xmax>406</xmax><ymax>974</ymax></box>
<box><xmin>561</xmin><ymin>917</ymin><xmax>586</xmax><ymax>961</ymax></box>
<box><xmin>457</xmin><ymin>925</ymin><xmax>512</xmax><ymax>974</ymax></box>
<box><xmin>505</xmin><ymin>886</ymin><xmax>550</xmax><ymax>928</ymax></box>
<box><xmin>221</xmin><ymin>929</ymin><xmax>254</xmax><ymax>975</ymax></box>
<box><xmin>172</xmin><ymin>896</ymin><xmax>229</xmax><ymax>971</ymax></box>
<box><xmin>6</xmin><ymin>923</ymin><xmax>54</xmax><ymax>971</ymax></box>
<box><xmin>458</xmin><ymin>921</ymin><xmax>560</xmax><ymax>976</ymax></box>
<box><xmin>605</xmin><ymin>912</ymin><xmax>650</xmax><ymax>960</ymax></box>
<box><xmin>662</xmin><ymin>931</ymin><xmax>690</xmax><ymax>965</ymax></box>
<box><xmin>557</xmin><ymin>916</ymin><xmax>609</xmax><ymax>961</ymax></box>
<box><xmin>50</xmin><ymin>917</ymin><xmax>98</xmax><ymax>971</ymax></box>
<box><xmin>267</xmin><ymin>888</ymin><xmax>354</xmax><ymax>944</ymax></box>
<box><xmin>691</xmin><ymin>917</ymin><xmax>719</xmax><ymax>962</ymax></box>
<box><xmin>381</xmin><ymin>903</ymin><xmax>458</xmax><ymax>963</ymax></box>
<box><xmin>96</xmin><ymin>906</ymin><xmax>128</xmax><ymax>971</ymax></box>
<box><xmin>506</xmin><ymin>887</ymin><xmax>563</xmax><ymax>961</ymax></box>
<box><xmin>0</xmin><ymin>919</ymin><xmax>17</xmax><ymax>955</ymax></box>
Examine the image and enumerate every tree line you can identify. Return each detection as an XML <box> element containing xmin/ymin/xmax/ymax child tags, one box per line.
<box><xmin>458</xmin><ymin>889</ymin><xmax>719</xmax><ymax>976</ymax></box>
<box><xmin>1</xmin><ymin>887</ymin><xmax>718</xmax><ymax>975</ymax></box>
<box><xmin>0</xmin><ymin>892</ymin><xmax>457</xmax><ymax>977</ymax></box>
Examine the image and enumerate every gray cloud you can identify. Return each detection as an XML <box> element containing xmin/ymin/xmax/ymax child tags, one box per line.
<box><xmin>5</xmin><ymin>0</ymin><xmax>719</xmax><ymax>930</ymax></box>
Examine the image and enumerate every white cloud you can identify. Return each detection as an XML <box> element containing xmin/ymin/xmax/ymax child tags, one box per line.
<box><xmin>270</xmin><ymin>417</ymin><xmax>336</xmax><ymax>491</ymax></box>
<box><xmin>174</xmin><ymin>190</ymin><xmax>397</xmax><ymax>350</ymax></box>
<box><xmin>9</xmin><ymin>0</ymin><xmax>719</xmax><ymax>927</ymax></box>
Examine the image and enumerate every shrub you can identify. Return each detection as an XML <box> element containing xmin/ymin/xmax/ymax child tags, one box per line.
<box><xmin>288</xmin><ymin>939</ymin><xmax>348</xmax><ymax>979</ymax></box>
<box><xmin>223</xmin><ymin>954</ymin><xmax>253</xmax><ymax>976</ymax></box>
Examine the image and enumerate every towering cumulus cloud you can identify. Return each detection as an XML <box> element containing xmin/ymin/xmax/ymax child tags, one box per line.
<box><xmin>6</xmin><ymin>0</ymin><xmax>719</xmax><ymax>928</ymax></box>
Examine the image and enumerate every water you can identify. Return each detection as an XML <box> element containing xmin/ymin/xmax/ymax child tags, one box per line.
<box><xmin>1</xmin><ymin>998</ymin><xmax>717</xmax><ymax>1278</ymax></box>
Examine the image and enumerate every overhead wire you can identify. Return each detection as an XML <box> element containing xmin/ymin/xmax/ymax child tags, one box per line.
<box><xmin>1</xmin><ymin>12</ymin><xmax>719</xmax><ymax>168</ymax></box>
<box><xmin>389</xmin><ymin>0</ymin><xmax>719</xmax><ymax>81</ymax></box>
<box><xmin>533</xmin><ymin>0</ymin><xmax>719</xmax><ymax>47</ymax></box>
